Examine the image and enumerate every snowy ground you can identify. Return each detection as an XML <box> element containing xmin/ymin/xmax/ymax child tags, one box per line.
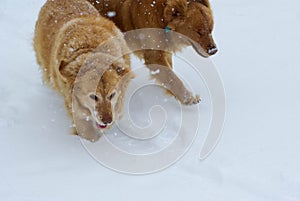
<box><xmin>1</xmin><ymin>0</ymin><xmax>300</xmax><ymax>200</ymax></box>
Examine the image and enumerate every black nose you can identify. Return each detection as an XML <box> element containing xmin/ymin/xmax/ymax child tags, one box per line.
<box><xmin>102</xmin><ymin>115</ymin><xmax>112</xmax><ymax>125</ymax></box>
<box><xmin>207</xmin><ymin>44</ymin><xmax>218</xmax><ymax>55</ymax></box>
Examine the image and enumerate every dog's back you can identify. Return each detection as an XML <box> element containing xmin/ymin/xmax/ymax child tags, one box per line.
<box><xmin>34</xmin><ymin>0</ymin><xmax>126</xmax><ymax>88</ymax></box>
<box><xmin>34</xmin><ymin>0</ymin><xmax>98</xmax><ymax>71</ymax></box>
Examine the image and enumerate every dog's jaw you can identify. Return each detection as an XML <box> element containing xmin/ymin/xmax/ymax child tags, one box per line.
<box><xmin>190</xmin><ymin>41</ymin><xmax>210</xmax><ymax>58</ymax></box>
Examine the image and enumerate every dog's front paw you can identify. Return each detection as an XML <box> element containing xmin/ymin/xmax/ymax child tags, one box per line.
<box><xmin>69</xmin><ymin>123</ymin><xmax>100</xmax><ymax>142</ymax></box>
<box><xmin>181</xmin><ymin>94</ymin><xmax>201</xmax><ymax>105</ymax></box>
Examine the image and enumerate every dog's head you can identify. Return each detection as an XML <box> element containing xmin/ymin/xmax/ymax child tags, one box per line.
<box><xmin>73</xmin><ymin>53</ymin><xmax>134</xmax><ymax>133</ymax></box>
<box><xmin>164</xmin><ymin>0</ymin><xmax>217</xmax><ymax>57</ymax></box>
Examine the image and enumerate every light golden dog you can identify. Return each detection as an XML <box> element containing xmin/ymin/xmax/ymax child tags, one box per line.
<box><xmin>88</xmin><ymin>0</ymin><xmax>217</xmax><ymax>104</ymax></box>
<box><xmin>34</xmin><ymin>0</ymin><xmax>134</xmax><ymax>141</ymax></box>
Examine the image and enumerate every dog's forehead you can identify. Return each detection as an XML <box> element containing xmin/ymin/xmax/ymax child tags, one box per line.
<box><xmin>188</xmin><ymin>4</ymin><xmax>213</xmax><ymax>29</ymax></box>
<box><xmin>96</xmin><ymin>70</ymin><xmax>119</xmax><ymax>94</ymax></box>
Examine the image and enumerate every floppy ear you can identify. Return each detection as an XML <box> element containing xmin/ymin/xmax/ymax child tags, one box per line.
<box><xmin>164</xmin><ymin>0</ymin><xmax>188</xmax><ymax>22</ymax></box>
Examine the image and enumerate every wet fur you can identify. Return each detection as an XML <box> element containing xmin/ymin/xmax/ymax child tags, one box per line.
<box><xmin>34</xmin><ymin>0</ymin><xmax>133</xmax><ymax>141</ymax></box>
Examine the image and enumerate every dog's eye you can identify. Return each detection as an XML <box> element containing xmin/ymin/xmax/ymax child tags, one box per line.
<box><xmin>116</xmin><ymin>66</ymin><xmax>124</xmax><ymax>74</ymax></box>
<box><xmin>108</xmin><ymin>92</ymin><xmax>116</xmax><ymax>100</ymax></box>
<box><xmin>197</xmin><ymin>31</ymin><xmax>204</xmax><ymax>37</ymax></box>
<box><xmin>89</xmin><ymin>94</ymin><xmax>98</xmax><ymax>101</ymax></box>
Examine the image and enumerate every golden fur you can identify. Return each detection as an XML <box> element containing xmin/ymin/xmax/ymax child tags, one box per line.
<box><xmin>88</xmin><ymin>0</ymin><xmax>217</xmax><ymax>104</ymax></box>
<box><xmin>34</xmin><ymin>0</ymin><xmax>134</xmax><ymax>141</ymax></box>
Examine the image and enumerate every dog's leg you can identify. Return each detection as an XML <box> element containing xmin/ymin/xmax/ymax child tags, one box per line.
<box><xmin>62</xmin><ymin>90</ymin><xmax>79</xmax><ymax>135</ymax></box>
<box><xmin>71</xmin><ymin>95</ymin><xmax>101</xmax><ymax>142</ymax></box>
<box><xmin>73</xmin><ymin>118</ymin><xmax>100</xmax><ymax>142</ymax></box>
<box><xmin>144</xmin><ymin>50</ymin><xmax>200</xmax><ymax>105</ymax></box>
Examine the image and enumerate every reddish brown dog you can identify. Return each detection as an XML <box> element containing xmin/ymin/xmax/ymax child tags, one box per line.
<box><xmin>88</xmin><ymin>0</ymin><xmax>217</xmax><ymax>104</ymax></box>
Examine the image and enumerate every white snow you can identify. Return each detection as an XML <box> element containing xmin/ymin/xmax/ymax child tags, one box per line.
<box><xmin>1</xmin><ymin>0</ymin><xmax>300</xmax><ymax>201</ymax></box>
<box><xmin>150</xmin><ymin>69</ymin><xmax>160</xmax><ymax>75</ymax></box>
<box><xmin>107</xmin><ymin>11</ymin><xmax>116</xmax><ymax>18</ymax></box>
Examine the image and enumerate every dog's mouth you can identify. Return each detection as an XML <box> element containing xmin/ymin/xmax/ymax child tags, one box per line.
<box><xmin>96</xmin><ymin>122</ymin><xmax>107</xmax><ymax>129</ymax></box>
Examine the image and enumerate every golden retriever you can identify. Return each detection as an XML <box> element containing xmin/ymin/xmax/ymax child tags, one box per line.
<box><xmin>34</xmin><ymin>0</ymin><xmax>134</xmax><ymax>141</ymax></box>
